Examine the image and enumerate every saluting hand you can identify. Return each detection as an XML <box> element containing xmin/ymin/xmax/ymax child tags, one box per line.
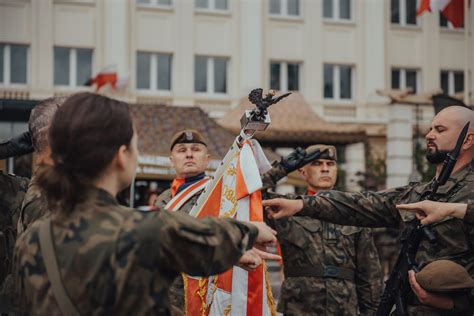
<box><xmin>262</xmin><ymin>198</ymin><xmax>303</xmax><ymax>220</ymax></box>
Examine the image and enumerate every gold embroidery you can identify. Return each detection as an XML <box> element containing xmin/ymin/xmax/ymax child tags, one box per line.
<box><xmin>223</xmin><ymin>304</ymin><xmax>232</xmax><ymax>316</ymax></box>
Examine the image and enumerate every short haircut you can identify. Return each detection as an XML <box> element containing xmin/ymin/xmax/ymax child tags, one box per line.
<box><xmin>28</xmin><ymin>97</ymin><xmax>67</xmax><ymax>152</ymax></box>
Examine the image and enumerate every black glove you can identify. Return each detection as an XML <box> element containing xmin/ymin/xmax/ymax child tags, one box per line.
<box><xmin>279</xmin><ymin>147</ymin><xmax>322</xmax><ymax>173</ymax></box>
<box><xmin>0</xmin><ymin>131</ymin><xmax>34</xmax><ymax>159</ymax></box>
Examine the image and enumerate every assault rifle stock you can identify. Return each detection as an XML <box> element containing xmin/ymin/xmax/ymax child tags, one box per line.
<box><xmin>376</xmin><ymin>122</ymin><xmax>470</xmax><ymax>316</ymax></box>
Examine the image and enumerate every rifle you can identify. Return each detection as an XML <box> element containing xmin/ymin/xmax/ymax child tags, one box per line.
<box><xmin>376</xmin><ymin>122</ymin><xmax>470</xmax><ymax>316</ymax></box>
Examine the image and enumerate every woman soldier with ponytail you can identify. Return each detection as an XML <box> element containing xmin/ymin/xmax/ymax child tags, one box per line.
<box><xmin>14</xmin><ymin>92</ymin><xmax>276</xmax><ymax>315</ymax></box>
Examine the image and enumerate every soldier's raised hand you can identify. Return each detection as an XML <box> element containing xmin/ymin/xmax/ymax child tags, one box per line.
<box><xmin>396</xmin><ymin>200</ymin><xmax>467</xmax><ymax>225</ymax></box>
<box><xmin>250</xmin><ymin>221</ymin><xmax>277</xmax><ymax>246</ymax></box>
<box><xmin>263</xmin><ymin>198</ymin><xmax>304</xmax><ymax>220</ymax></box>
<box><xmin>237</xmin><ymin>248</ymin><xmax>262</xmax><ymax>271</ymax></box>
<box><xmin>0</xmin><ymin>131</ymin><xmax>34</xmax><ymax>159</ymax></box>
<box><xmin>237</xmin><ymin>247</ymin><xmax>281</xmax><ymax>272</ymax></box>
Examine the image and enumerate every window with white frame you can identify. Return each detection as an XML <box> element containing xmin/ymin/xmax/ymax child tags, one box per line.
<box><xmin>270</xmin><ymin>62</ymin><xmax>300</xmax><ymax>92</ymax></box>
<box><xmin>324</xmin><ymin>64</ymin><xmax>353</xmax><ymax>100</ymax></box>
<box><xmin>194</xmin><ymin>56</ymin><xmax>229</xmax><ymax>94</ymax></box>
<box><xmin>440</xmin><ymin>70</ymin><xmax>464</xmax><ymax>95</ymax></box>
<box><xmin>391</xmin><ymin>68</ymin><xmax>420</xmax><ymax>93</ymax></box>
<box><xmin>54</xmin><ymin>47</ymin><xmax>92</xmax><ymax>87</ymax></box>
<box><xmin>136</xmin><ymin>0</ymin><xmax>172</xmax><ymax>6</ymax></box>
<box><xmin>195</xmin><ymin>0</ymin><xmax>229</xmax><ymax>11</ymax></box>
<box><xmin>0</xmin><ymin>44</ymin><xmax>28</xmax><ymax>85</ymax></box>
<box><xmin>391</xmin><ymin>0</ymin><xmax>418</xmax><ymax>26</ymax></box>
<box><xmin>136</xmin><ymin>52</ymin><xmax>172</xmax><ymax>91</ymax></box>
<box><xmin>323</xmin><ymin>0</ymin><xmax>352</xmax><ymax>20</ymax></box>
<box><xmin>269</xmin><ymin>0</ymin><xmax>300</xmax><ymax>17</ymax></box>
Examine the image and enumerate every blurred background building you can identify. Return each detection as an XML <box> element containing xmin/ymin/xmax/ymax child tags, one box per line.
<box><xmin>1</xmin><ymin>0</ymin><xmax>473</xmax><ymax>199</ymax></box>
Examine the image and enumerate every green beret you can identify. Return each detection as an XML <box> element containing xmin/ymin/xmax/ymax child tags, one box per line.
<box><xmin>170</xmin><ymin>129</ymin><xmax>207</xmax><ymax>151</ymax></box>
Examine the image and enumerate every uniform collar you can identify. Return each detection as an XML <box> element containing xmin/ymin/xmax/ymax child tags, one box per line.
<box><xmin>171</xmin><ymin>172</ymin><xmax>206</xmax><ymax>197</ymax></box>
<box><xmin>414</xmin><ymin>163</ymin><xmax>472</xmax><ymax>196</ymax></box>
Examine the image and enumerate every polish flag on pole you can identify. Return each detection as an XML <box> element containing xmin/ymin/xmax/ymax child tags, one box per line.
<box><xmin>417</xmin><ymin>0</ymin><xmax>468</xmax><ymax>28</ymax></box>
<box><xmin>185</xmin><ymin>139</ymin><xmax>276</xmax><ymax>316</ymax></box>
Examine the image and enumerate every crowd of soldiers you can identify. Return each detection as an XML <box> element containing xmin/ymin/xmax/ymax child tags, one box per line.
<box><xmin>0</xmin><ymin>91</ymin><xmax>473</xmax><ymax>315</ymax></box>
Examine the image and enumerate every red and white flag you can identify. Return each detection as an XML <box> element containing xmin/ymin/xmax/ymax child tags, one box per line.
<box><xmin>185</xmin><ymin>139</ymin><xmax>276</xmax><ymax>316</ymax></box>
<box><xmin>417</xmin><ymin>0</ymin><xmax>468</xmax><ymax>28</ymax></box>
<box><xmin>84</xmin><ymin>64</ymin><xmax>129</xmax><ymax>91</ymax></box>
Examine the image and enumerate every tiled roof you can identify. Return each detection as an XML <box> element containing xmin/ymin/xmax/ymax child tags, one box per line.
<box><xmin>130</xmin><ymin>104</ymin><xmax>237</xmax><ymax>159</ymax></box>
<box><xmin>217</xmin><ymin>92</ymin><xmax>366</xmax><ymax>146</ymax></box>
<box><xmin>129</xmin><ymin>103</ymin><xmax>279</xmax><ymax>161</ymax></box>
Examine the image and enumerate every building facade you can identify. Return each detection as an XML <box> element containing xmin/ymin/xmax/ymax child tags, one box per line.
<box><xmin>1</xmin><ymin>0</ymin><xmax>473</xmax><ymax>185</ymax></box>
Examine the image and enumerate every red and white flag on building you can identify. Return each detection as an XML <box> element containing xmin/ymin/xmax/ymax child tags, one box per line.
<box><xmin>185</xmin><ymin>139</ymin><xmax>276</xmax><ymax>316</ymax></box>
<box><xmin>84</xmin><ymin>64</ymin><xmax>129</xmax><ymax>91</ymax></box>
<box><xmin>417</xmin><ymin>0</ymin><xmax>468</xmax><ymax>28</ymax></box>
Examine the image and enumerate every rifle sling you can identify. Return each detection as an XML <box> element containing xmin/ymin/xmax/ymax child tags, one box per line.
<box><xmin>38</xmin><ymin>218</ymin><xmax>81</xmax><ymax>316</ymax></box>
<box><xmin>284</xmin><ymin>265</ymin><xmax>354</xmax><ymax>280</ymax></box>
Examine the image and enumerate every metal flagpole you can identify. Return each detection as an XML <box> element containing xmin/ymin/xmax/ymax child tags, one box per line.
<box><xmin>465</xmin><ymin>0</ymin><xmax>470</xmax><ymax>105</ymax></box>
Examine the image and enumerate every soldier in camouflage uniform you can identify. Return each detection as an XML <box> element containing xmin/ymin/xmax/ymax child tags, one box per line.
<box><xmin>264</xmin><ymin>106</ymin><xmax>474</xmax><ymax>315</ymax></box>
<box><xmin>265</xmin><ymin>145</ymin><xmax>382</xmax><ymax>316</ymax></box>
<box><xmin>14</xmin><ymin>92</ymin><xmax>277</xmax><ymax>315</ymax></box>
<box><xmin>0</xmin><ymin>171</ymin><xmax>29</xmax><ymax>312</ymax></box>
<box><xmin>16</xmin><ymin>97</ymin><xmax>66</xmax><ymax>235</ymax></box>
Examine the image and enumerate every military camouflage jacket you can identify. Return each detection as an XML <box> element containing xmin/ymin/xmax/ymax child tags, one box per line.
<box><xmin>261</xmin><ymin>164</ymin><xmax>383</xmax><ymax>315</ymax></box>
<box><xmin>466</xmin><ymin>204</ymin><xmax>474</xmax><ymax>224</ymax></box>
<box><xmin>272</xmin><ymin>215</ymin><xmax>382</xmax><ymax>316</ymax></box>
<box><xmin>14</xmin><ymin>188</ymin><xmax>258</xmax><ymax>315</ymax></box>
<box><xmin>298</xmin><ymin>164</ymin><xmax>474</xmax><ymax>315</ymax></box>
<box><xmin>0</xmin><ymin>172</ymin><xmax>29</xmax><ymax>311</ymax></box>
<box><xmin>17</xmin><ymin>176</ymin><xmax>47</xmax><ymax>236</ymax></box>
<box><xmin>155</xmin><ymin>186</ymin><xmax>201</xmax><ymax>312</ymax></box>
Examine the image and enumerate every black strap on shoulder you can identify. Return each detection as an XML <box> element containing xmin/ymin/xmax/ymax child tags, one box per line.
<box><xmin>38</xmin><ymin>218</ymin><xmax>81</xmax><ymax>316</ymax></box>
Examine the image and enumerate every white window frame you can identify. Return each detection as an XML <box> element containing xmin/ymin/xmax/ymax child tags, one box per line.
<box><xmin>392</xmin><ymin>0</ymin><xmax>420</xmax><ymax>26</ymax></box>
<box><xmin>136</xmin><ymin>0</ymin><xmax>173</xmax><ymax>8</ymax></box>
<box><xmin>269</xmin><ymin>0</ymin><xmax>302</xmax><ymax>18</ymax></box>
<box><xmin>270</xmin><ymin>61</ymin><xmax>301</xmax><ymax>92</ymax></box>
<box><xmin>324</xmin><ymin>64</ymin><xmax>354</xmax><ymax>102</ymax></box>
<box><xmin>195</xmin><ymin>56</ymin><xmax>229</xmax><ymax>96</ymax></box>
<box><xmin>54</xmin><ymin>47</ymin><xmax>93</xmax><ymax>88</ymax></box>
<box><xmin>136</xmin><ymin>52</ymin><xmax>172</xmax><ymax>94</ymax></box>
<box><xmin>195</xmin><ymin>0</ymin><xmax>230</xmax><ymax>13</ymax></box>
<box><xmin>392</xmin><ymin>68</ymin><xmax>421</xmax><ymax>93</ymax></box>
<box><xmin>323</xmin><ymin>0</ymin><xmax>354</xmax><ymax>22</ymax></box>
<box><xmin>0</xmin><ymin>44</ymin><xmax>29</xmax><ymax>87</ymax></box>
<box><xmin>441</xmin><ymin>70</ymin><xmax>464</xmax><ymax>95</ymax></box>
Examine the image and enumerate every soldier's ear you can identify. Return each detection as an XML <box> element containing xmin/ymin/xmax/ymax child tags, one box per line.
<box><xmin>115</xmin><ymin>144</ymin><xmax>129</xmax><ymax>170</ymax></box>
<box><xmin>298</xmin><ymin>167</ymin><xmax>305</xmax><ymax>176</ymax></box>
<box><xmin>169</xmin><ymin>155</ymin><xmax>175</xmax><ymax>168</ymax></box>
<box><xmin>462</xmin><ymin>132</ymin><xmax>474</xmax><ymax>151</ymax></box>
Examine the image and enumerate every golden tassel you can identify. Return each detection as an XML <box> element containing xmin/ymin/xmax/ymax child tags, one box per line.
<box><xmin>264</xmin><ymin>262</ymin><xmax>277</xmax><ymax>316</ymax></box>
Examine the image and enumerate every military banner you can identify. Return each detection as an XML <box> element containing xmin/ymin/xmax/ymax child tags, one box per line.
<box><xmin>186</xmin><ymin>139</ymin><xmax>275</xmax><ymax>316</ymax></box>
